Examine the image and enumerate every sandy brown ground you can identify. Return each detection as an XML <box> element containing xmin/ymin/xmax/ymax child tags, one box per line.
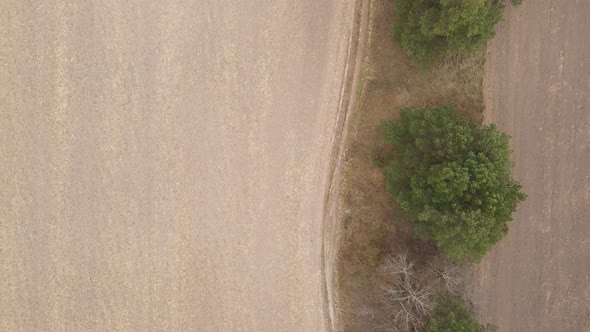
<box><xmin>0</xmin><ymin>1</ymin><xmax>357</xmax><ymax>331</ymax></box>
<box><xmin>480</xmin><ymin>2</ymin><xmax>590</xmax><ymax>331</ymax></box>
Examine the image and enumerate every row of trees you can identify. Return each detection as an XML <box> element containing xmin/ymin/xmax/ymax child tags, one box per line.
<box><xmin>373</xmin><ymin>1</ymin><xmax>526</xmax><ymax>330</ymax></box>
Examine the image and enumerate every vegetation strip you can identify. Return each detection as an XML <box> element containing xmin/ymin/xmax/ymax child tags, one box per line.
<box><xmin>335</xmin><ymin>0</ymin><xmax>524</xmax><ymax>330</ymax></box>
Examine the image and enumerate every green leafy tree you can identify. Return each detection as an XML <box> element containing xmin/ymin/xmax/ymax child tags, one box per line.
<box><xmin>383</xmin><ymin>105</ymin><xmax>526</xmax><ymax>261</ymax></box>
<box><xmin>395</xmin><ymin>0</ymin><xmax>505</xmax><ymax>68</ymax></box>
<box><xmin>427</xmin><ymin>296</ymin><xmax>494</xmax><ymax>331</ymax></box>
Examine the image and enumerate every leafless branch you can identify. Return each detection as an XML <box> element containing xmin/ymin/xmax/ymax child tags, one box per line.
<box><xmin>429</xmin><ymin>260</ymin><xmax>463</xmax><ymax>295</ymax></box>
<box><xmin>379</xmin><ymin>251</ymin><xmax>433</xmax><ymax>331</ymax></box>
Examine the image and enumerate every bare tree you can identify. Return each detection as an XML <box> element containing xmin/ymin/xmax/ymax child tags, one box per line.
<box><xmin>429</xmin><ymin>260</ymin><xmax>463</xmax><ymax>295</ymax></box>
<box><xmin>378</xmin><ymin>252</ymin><xmax>433</xmax><ymax>331</ymax></box>
<box><xmin>429</xmin><ymin>259</ymin><xmax>484</xmax><ymax>309</ymax></box>
<box><xmin>379</xmin><ymin>250</ymin><xmax>414</xmax><ymax>278</ymax></box>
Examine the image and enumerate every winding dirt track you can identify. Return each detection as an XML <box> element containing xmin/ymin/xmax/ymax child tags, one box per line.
<box><xmin>0</xmin><ymin>2</ymin><xmax>355</xmax><ymax>331</ymax></box>
<box><xmin>481</xmin><ymin>1</ymin><xmax>590</xmax><ymax>331</ymax></box>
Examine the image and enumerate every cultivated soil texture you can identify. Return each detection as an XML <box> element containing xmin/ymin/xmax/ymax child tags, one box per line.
<box><xmin>0</xmin><ymin>2</ymin><xmax>356</xmax><ymax>331</ymax></box>
<box><xmin>479</xmin><ymin>1</ymin><xmax>590</xmax><ymax>331</ymax></box>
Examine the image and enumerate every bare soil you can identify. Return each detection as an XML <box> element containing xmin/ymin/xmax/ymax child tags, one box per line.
<box><xmin>479</xmin><ymin>2</ymin><xmax>590</xmax><ymax>331</ymax></box>
<box><xmin>0</xmin><ymin>2</ymin><xmax>356</xmax><ymax>331</ymax></box>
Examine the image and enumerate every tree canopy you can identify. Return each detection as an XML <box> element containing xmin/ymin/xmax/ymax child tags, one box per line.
<box><xmin>383</xmin><ymin>105</ymin><xmax>526</xmax><ymax>261</ymax></box>
<box><xmin>427</xmin><ymin>296</ymin><xmax>493</xmax><ymax>332</ymax></box>
<box><xmin>395</xmin><ymin>0</ymin><xmax>505</xmax><ymax>68</ymax></box>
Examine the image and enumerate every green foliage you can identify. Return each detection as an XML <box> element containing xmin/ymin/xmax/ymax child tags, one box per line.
<box><xmin>395</xmin><ymin>0</ymin><xmax>505</xmax><ymax>68</ymax></box>
<box><xmin>383</xmin><ymin>105</ymin><xmax>526</xmax><ymax>261</ymax></box>
<box><xmin>427</xmin><ymin>296</ymin><xmax>493</xmax><ymax>332</ymax></box>
<box><xmin>511</xmin><ymin>0</ymin><xmax>523</xmax><ymax>5</ymax></box>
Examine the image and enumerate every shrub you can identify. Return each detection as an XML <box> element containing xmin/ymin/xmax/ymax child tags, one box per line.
<box><xmin>427</xmin><ymin>296</ymin><xmax>493</xmax><ymax>331</ymax></box>
<box><xmin>395</xmin><ymin>0</ymin><xmax>505</xmax><ymax>68</ymax></box>
<box><xmin>383</xmin><ymin>105</ymin><xmax>526</xmax><ymax>261</ymax></box>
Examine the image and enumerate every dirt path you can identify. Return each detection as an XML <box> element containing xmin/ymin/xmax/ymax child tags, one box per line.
<box><xmin>0</xmin><ymin>2</ymin><xmax>356</xmax><ymax>331</ymax></box>
<box><xmin>480</xmin><ymin>2</ymin><xmax>590</xmax><ymax>331</ymax></box>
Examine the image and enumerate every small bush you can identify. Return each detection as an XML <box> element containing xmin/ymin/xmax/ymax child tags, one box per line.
<box><xmin>427</xmin><ymin>296</ymin><xmax>494</xmax><ymax>332</ymax></box>
<box><xmin>395</xmin><ymin>0</ymin><xmax>505</xmax><ymax>68</ymax></box>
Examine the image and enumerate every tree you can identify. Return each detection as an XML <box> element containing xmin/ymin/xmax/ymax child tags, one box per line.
<box><xmin>379</xmin><ymin>251</ymin><xmax>434</xmax><ymax>331</ymax></box>
<box><xmin>394</xmin><ymin>0</ymin><xmax>505</xmax><ymax>68</ymax></box>
<box><xmin>383</xmin><ymin>105</ymin><xmax>526</xmax><ymax>261</ymax></box>
<box><xmin>427</xmin><ymin>296</ymin><xmax>494</xmax><ymax>332</ymax></box>
<box><xmin>429</xmin><ymin>259</ymin><xmax>484</xmax><ymax>308</ymax></box>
